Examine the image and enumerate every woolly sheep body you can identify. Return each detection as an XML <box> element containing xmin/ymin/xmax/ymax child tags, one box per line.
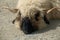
<box><xmin>4</xmin><ymin>0</ymin><xmax>60</xmax><ymax>34</ymax></box>
<box><xmin>16</xmin><ymin>0</ymin><xmax>52</xmax><ymax>16</ymax></box>
<box><xmin>14</xmin><ymin>0</ymin><xmax>52</xmax><ymax>30</ymax></box>
<box><xmin>16</xmin><ymin>0</ymin><xmax>51</xmax><ymax>10</ymax></box>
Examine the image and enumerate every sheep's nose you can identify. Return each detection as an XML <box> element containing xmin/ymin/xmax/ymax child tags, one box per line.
<box><xmin>21</xmin><ymin>17</ymin><xmax>36</xmax><ymax>34</ymax></box>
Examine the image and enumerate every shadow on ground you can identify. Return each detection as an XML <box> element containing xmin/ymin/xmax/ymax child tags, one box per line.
<box><xmin>30</xmin><ymin>20</ymin><xmax>60</xmax><ymax>34</ymax></box>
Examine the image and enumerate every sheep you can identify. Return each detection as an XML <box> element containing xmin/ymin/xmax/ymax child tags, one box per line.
<box><xmin>2</xmin><ymin>0</ymin><xmax>60</xmax><ymax>34</ymax></box>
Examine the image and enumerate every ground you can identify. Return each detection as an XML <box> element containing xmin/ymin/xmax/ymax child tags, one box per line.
<box><xmin>0</xmin><ymin>0</ymin><xmax>60</xmax><ymax>40</ymax></box>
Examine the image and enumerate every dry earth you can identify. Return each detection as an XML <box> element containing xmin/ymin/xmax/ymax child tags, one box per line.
<box><xmin>0</xmin><ymin>0</ymin><xmax>60</xmax><ymax>40</ymax></box>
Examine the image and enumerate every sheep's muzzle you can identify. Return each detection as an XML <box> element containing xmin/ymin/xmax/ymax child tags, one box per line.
<box><xmin>21</xmin><ymin>17</ymin><xmax>37</xmax><ymax>34</ymax></box>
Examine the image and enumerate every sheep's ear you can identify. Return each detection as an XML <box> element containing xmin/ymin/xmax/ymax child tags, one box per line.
<box><xmin>47</xmin><ymin>7</ymin><xmax>57</xmax><ymax>14</ymax></box>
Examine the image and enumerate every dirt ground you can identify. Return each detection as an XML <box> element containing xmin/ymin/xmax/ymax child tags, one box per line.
<box><xmin>0</xmin><ymin>0</ymin><xmax>60</xmax><ymax>40</ymax></box>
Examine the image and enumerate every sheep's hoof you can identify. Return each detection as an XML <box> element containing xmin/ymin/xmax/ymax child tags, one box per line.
<box><xmin>12</xmin><ymin>20</ymin><xmax>15</xmax><ymax>24</ymax></box>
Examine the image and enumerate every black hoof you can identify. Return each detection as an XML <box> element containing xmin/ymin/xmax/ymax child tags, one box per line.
<box><xmin>12</xmin><ymin>20</ymin><xmax>15</xmax><ymax>24</ymax></box>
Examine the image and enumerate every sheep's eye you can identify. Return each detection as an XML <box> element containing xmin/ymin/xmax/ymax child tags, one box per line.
<box><xmin>35</xmin><ymin>11</ymin><xmax>40</xmax><ymax>21</ymax></box>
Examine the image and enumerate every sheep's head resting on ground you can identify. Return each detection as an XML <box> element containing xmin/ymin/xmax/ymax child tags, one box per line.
<box><xmin>3</xmin><ymin>6</ymin><xmax>57</xmax><ymax>34</ymax></box>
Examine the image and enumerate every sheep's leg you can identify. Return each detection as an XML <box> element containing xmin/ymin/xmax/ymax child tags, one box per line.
<box><xmin>12</xmin><ymin>11</ymin><xmax>21</xmax><ymax>29</ymax></box>
<box><xmin>12</xmin><ymin>13</ymin><xmax>21</xmax><ymax>24</ymax></box>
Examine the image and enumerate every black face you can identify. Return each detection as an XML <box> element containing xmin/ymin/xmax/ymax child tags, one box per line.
<box><xmin>21</xmin><ymin>17</ymin><xmax>37</xmax><ymax>34</ymax></box>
